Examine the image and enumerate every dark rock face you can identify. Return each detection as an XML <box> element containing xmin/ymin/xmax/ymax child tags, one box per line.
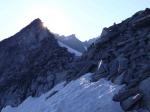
<box><xmin>120</xmin><ymin>93</ymin><xmax>143</xmax><ymax>111</ymax></box>
<box><xmin>0</xmin><ymin>19</ymin><xmax>74</xmax><ymax>109</ymax></box>
<box><xmin>139</xmin><ymin>77</ymin><xmax>150</xmax><ymax>110</ymax></box>
<box><xmin>68</xmin><ymin>8</ymin><xmax>150</xmax><ymax>111</ymax></box>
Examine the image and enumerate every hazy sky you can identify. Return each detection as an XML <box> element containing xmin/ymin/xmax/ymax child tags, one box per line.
<box><xmin>0</xmin><ymin>0</ymin><xmax>150</xmax><ymax>41</ymax></box>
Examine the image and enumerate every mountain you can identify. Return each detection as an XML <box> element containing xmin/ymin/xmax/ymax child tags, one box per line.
<box><xmin>0</xmin><ymin>18</ymin><xmax>74</xmax><ymax>110</ymax></box>
<box><xmin>55</xmin><ymin>34</ymin><xmax>86</xmax><ymax>53</ymax></box>
<box><xmin>83</xmin><ymin>37</ymin><xmax>98</xmax><ymax>48</ymax></box>
<box><xmin>1</xmin><ymin>8</ymin><xmax>150</xmax><ymax>112</ymax></box>
<box><xmin>57</xmin><ymin>41</ymin><xmax>82</xmax><ymax>56</ymax></box>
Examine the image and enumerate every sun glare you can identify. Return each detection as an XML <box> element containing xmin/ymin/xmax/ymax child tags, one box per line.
<box><xmin>26</xmin><ymin>6</ymin><xmax>73</xmax><ymax>35</ymax></box>
<box><xmin>42</xmin><ymin>22</ymin><xmax>47</xmax><ymax>28</ymax></box>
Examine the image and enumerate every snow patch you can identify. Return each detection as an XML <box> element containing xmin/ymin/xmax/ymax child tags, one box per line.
<box><xmin>58</xmin><ymin>41</ymin><xmax>82</xmax><ymax>56</ymax></box>
<box><xmin>2</xmin><ymin>73</ymin><xmax>123</xmax><ymax>112</ymax></box>
<box><xmin>98</xmin><ymin>60</ymin><xmax>102</xmax><ymax>70</ymax></box>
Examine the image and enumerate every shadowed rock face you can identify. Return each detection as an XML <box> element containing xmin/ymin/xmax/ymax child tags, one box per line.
<box><xmin>0</xmin><ymin>18</ymin><xmax>74</xmax><ymax>109</ymax></box>
<box><xmin>67</xmin><ymin>8</ymin><xmax>150</xmax><ymax>111</ymax></box>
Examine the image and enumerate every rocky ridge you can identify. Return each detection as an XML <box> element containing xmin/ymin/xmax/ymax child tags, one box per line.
<box><xmin>67</xmin><ymin>8</ymin><xmax>150</xmax><ymax>111</ymax></box>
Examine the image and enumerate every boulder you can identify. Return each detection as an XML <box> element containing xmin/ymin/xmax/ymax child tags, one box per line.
<box><xmin>113</xmin><ymin>71</ymin><xmax>125</xmax><ymax>85</ymax></box>
<box><xmin>120</xmin><ymin>93</ymin><xmax>143</xmax><ymax>111</ymax></box>
<box><xmin>108</xmin><ymin>59</ymin><xmax>119</xmax><ymax>79</ymax></box>
<box><xmin>92</xmin><ymin>60</ymin><xmax>109</xmax><ymax>81</ymax></box>
<box><xmin>113</xmin><ymin>87</ymin><xmax>140</xmax><ymax>102</ymax></box>
<box><xmin>76</xmin><ymin>63</ymin><xmax>94</xmax><ymax>78</ymax></box>
<box><xmin>139</xmin><ymin>77</ymin><xmax>150</xmax><ymax>110</ymax></box>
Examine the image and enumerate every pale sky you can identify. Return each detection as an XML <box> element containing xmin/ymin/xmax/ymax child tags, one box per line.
<box><xmin>0</xmin><ymin>0</ymin><xmax>150</xmax><ymax>41</ymax></box>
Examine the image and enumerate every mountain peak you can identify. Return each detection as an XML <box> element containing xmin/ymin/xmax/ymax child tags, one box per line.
<box><xmin>26</xmin><ymin>18</ymin><xmax>44</xmax><ymax>30</ymax></box>
<box><xmin>15</xmin><ymin>18</ymin><xmax>45</xmax><ymax>37</ymax></box>
<box><xmin>33</xmin><ymin>18</ymin><xmax>42</xmax><ymax>22</ymax></box>
<box><xmin>8</xmin><ymin>18</ymin><xmax>55</xmax><ymax>49</ymax></box>
<box><xmin>30</xmin><ymin>18</ymin><xmax>43</xmax><ymax>26</ymax></box>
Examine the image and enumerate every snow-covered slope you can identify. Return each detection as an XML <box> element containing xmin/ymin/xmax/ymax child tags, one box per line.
<box><xmin>58</xmin><ymin>41</ymin><xmax>82</xmax><ymax>56</ymax></box>
<box><xmin>2</xmin><ymin>73</ymin><xmax>123</xmax><ymax>112</ymax></box>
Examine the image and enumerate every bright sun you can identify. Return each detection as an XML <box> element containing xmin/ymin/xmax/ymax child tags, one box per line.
<box><xmin>26</xmin><ymin>6</ymin><xmax>73</xmax><ymax>35</ymax></box>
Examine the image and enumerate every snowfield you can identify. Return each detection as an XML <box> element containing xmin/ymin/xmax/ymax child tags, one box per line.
<box><xmin>2</xmin><ymin>73</ymin><xmax>123</xmax><ymax>112</ymax></box>
<box><xmin>58</xmin><ymin>41</ymin><xmax>82</xmax><ymax>56</ymax></box>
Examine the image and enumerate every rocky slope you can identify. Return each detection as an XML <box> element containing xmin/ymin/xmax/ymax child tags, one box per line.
<box><xmin>67</xmin><ymin>8</ymin><xmax>150</xmax><ymax>111</ymax></box>
<box><xmin>0</xmin><ymin>18</ymin><xmax>74</xmax><ymax>110</ymax></box>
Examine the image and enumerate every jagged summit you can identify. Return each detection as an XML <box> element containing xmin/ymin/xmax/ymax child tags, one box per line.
<box><xmin>19</xmin><ymin>18</ymin><xmax>46</xmax><ymax>33</ymax></box>
<box><xmin>17</xmin><ymin>18</ymin><xmax>44</xmax><ymax>33</ymax></box>
<box><xmin>31</xmin><ymin>18</ymin><xmax>42</xmax><ymax>24</ymax></box>
<box><xmin>6</xmin><ymin>18</ymin><xmax>55</xmax><ymax>50</ymax></box>
<box><xmin>25</xmin><ymin>18</ymin><xmax>43</xmax><ymax>29</ymax></box>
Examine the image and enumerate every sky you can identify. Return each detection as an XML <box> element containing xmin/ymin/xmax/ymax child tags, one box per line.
<box><xmin>0</xmin><ymin>0</ymin><xmax>150</xmax><ymax>41</ymax></box>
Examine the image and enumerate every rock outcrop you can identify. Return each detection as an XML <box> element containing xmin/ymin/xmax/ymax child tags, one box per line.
<box><xmin>67</xmin><ymin>8</ymin><xmax>150</xmax><ymax>111</ymax></box>
<box><xmin>0</xmin><ymin>18</ymin><xmax>74</xmax><ymax>110</ymax></box>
